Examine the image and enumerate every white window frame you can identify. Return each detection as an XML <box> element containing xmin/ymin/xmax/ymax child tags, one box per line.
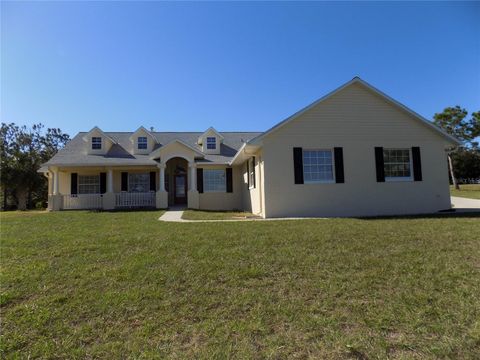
<box><xmin>248</xmin><ymin>157</ymin><xmax>255</xmax><ymax>189</ymax></box>
<box><xmin>203</xmin><ymin>169</ymin><xmax>226</xmax><ymax>192</ymax></box>
<box><xmin>137</xmin><ymin>136</ymin><xmax>148</xmax><ymax>150</ymax></box>
<box><xmin>302</xmin><ymin>149</ymin><xmax>335</xmax><ymax>184</ymax></box>
<box><xmin>128</xmin><ymin>173</ymin><xmax>151</xmax><ymax>193</ymax></box>
<box><xmin>384</xmin><ymin>148</ymin><xmax>413</xmax><ymax>182</ymax></box>
<box><xmin>206</xmin><ymin>137</ymin><xmax>216</xmax><ymax>150</ymax></box>
<box><xmin>92</xmin><ymin>137</ymin><xmax>102</xmax><ymax>150</ymax></box>
<box><xmin>78</xmin><ymin>175</ymin><xmax>100</xmax><ymax>194</ymax></box>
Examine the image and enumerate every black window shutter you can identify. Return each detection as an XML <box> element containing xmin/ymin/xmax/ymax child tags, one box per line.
<box><xmin>100</xmin><ymin>172</ymin><xmax>107</xmax><ymax>194</ymax></box>
<box><xmin>71</xmin><ymin>173</ymin><xmax>78</xmax><ymax>195</ymax></box>
<box><xmin>121</xmin><ymin>172</ymin><xmax>128</xmax><ymax>191</ymax></box>
<box><xmin>197</xmin><ymin>168</ymin><xmax>203</xmax><ymax>193</ymax></box>
<box><xmin>334</xmin><ymin>147</ymin><xmax>344</xmax><ymax>183</ymax></box>
<box><xmin>246</xmin><ymin>160</ymin><xmax>250</xmax><ymax>187</ymax></box>
<box><xmin>226</xmin><ymin>168</ymin><xmax>233</xmax><ymax>193</ymax></box>
<box><xmin>252</xmin><ymin>157</ymin><xmax>256</xmax><ymax>188</ymax></box>
<box><xmin>293</xmin><ymin>147</ymin><xmax>304</xmax><ymax>184</ymax></box>
<box><xmin>375</xmin><ymin>147</ymin><xmax>385</xmax><ymax>182</ymax></box>
<box><xmin>412</xmin><ymin>147</ymin><xmax>422</xmax><ymax>181</ymax></box>
<box><xmin>150</xmin><ymin>171</ymin><xmax>156</xmax><ymax>191</ymax></box>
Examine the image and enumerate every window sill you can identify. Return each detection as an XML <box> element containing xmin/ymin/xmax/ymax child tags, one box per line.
<box><xmin>385</xmin><ymin>177</ymin><xmax>413</xmax><ymax>182</ymax></box>
<box><xmin>304</xmin><ymin>180</ymin><xmax>335</xmax><ymax>184</ymax></box>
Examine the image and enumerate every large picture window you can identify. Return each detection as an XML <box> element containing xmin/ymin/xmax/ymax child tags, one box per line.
<box><xmin>78</xmin><ymin>175</ymin><xmax>100</xmax><ymax>194</ymax></box>
<box><xmin>204</xmin><ymin>169</ymin><xmax>226</xmax><ymax>192</ymax></box>
<box><xmin>383</xmin><ymin>149</ymin><xmax>412</xmax><ymax>179</ymax></box>
<box><xmin>92</xmin><ymin>137</ymin><xmax>102</xmax><ymax>150</ymax></box>
<box><xmin>206</xmin><ymin>137</ymin><xmax>216</xmax><ymax>150</ymax></box>
<box><xmin>138</xmin><ymin>136</ymin><xmax>148</xmax><ymax>149</ymax></box>
<box><xmin>128</xmin><ymin>173</ymin><xmax>150</xmax><ymax>192</ymax></box>
<box><xmin>303</xmin><ymin>149</ymin><xmax>334</xmax><ymax>183</ymax></box>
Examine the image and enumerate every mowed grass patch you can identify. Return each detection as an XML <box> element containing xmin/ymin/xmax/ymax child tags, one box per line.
<box><xmin>1</xmin><ymin>211</ymin><xmax>479</xmax><ymax>359</ymax></box>
<box><xmin>450</xmin><ymin>184</ymin><xmax>480</xmax><ymax>199</ymax></box>
<box><xmin>182</xmin><ymin>210</ymin><xmax>257</xmax><ymax>220</ymax></box>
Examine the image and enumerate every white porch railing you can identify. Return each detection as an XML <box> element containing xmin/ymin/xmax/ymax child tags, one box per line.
<box><xmin>63</xmin><ymin>194</ymin><xmax>103</xmax><ymax>210</ymax></box>
<box><xmin>115</xmin><ymin>192</ymin><xmax>156</xmax><ymax>208</ymax></box>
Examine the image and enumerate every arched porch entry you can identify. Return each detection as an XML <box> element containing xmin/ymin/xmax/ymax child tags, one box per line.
<box><xmin>165</xmin><ymin>157</ymin><xmax>189</xmax><ymax>206</ymax></box>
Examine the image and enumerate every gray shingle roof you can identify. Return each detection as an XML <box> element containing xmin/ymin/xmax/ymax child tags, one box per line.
<box><xmin>41</xmin><ymin>131</ymin><xmax>262</xmax><ymax>170</ymax></box>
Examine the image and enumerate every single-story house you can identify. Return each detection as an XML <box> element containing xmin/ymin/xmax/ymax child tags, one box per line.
<box><xmin>40</xmin><ymin>77</ymin><xmax>459</xmax><ymax>217</ymax></box>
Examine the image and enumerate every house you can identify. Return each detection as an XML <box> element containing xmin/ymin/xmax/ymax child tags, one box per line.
<box><xmin>40</xmin><ymin>77</ymin><xmax>460</xmax><ymax>217</ymax></box>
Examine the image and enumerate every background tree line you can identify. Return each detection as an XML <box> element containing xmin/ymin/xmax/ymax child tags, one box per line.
<box><xmin>433</xmin><ymin>107</ymin><xmax>480</xmax><ymax>189</ymax></box>
<box><xmin>0</xmin><ymin>108</ymin><xmax>478</xmax><ymax>210</ymax></box>
<box><xmin>1</xmin><ymin>123</ymin><xmax>70</xmax><ymax>210</ymax></box>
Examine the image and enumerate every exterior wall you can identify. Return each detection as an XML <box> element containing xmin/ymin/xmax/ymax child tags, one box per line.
<box><xmin>198</xmin><ymin>165</ymin><xmax>243</xmax><ymax>211</ymax></box>
<box><xmin>261</xmin><ymin>82</ymin><xmax>452</xmax><ymax>217</ymax></box>
<box><xmin>241</xmin><ymin>150</ymin><xmax>264</xmax><ymax>216</ymax></box>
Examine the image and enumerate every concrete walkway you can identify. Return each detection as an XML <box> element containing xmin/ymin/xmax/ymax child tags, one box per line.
<box><xmin>158</xmin><ymin>209</ymin><xmax>316</xmax><ymax>222</ymax></box>
<box><xmin>451</xmin><ymin>196</ymin><xmax>480</xmax><ymax>212</ymax></box>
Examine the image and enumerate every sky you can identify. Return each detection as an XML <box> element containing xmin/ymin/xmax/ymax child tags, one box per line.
<box><xmin>1</xmin><ymin>1</ymin><xmax>479</xmax><ymax>136</ymax></box>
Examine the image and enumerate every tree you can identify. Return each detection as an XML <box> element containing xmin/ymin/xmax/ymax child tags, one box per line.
<box><xmin>433</xmin><ymin>107</ymin><xmax>480</xmax><ymax>189</ymax></box>
<box><xmin>0</xmin><ymin>123</ymin><xmax>70</xmax><ymax>210</ymax></box>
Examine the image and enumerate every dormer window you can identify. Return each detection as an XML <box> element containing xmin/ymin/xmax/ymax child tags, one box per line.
<box><xmin>138</xmin><ymin>136</ymin><xmax>148</xmax><ymax>150</ymax></box>
<box><xmin>206</xmin><ymin>137</ymin><xmax>216</xmax><ymax>150</ymax></box>
<box><xmin>92</xmin><ymin>137</ymin><xmax>102</xmax><ymax>150</ymax></box>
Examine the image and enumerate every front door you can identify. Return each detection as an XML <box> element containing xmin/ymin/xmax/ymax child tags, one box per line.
<box><xmin>174</xmin><ymin>175</ymin><xmax>187</xmax><ymax>204</ymax></box>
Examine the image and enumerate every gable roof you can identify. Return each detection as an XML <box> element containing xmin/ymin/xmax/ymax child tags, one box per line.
<box><xmin>129</xmin><ymin>126</ymin><xmax>157</xmax><ymax>143</ymax></box>
<box><xmin>197</xmin><ymin>127</ymin><xmax>224</xmax><ymax>144</ymax></box>
<box><xmin>149</xmin><ymin>139</ymin><xmax>205</xmax><ymax>159</ymax></box>
<box><xmin>41</xmin><ymin>131</ymin><xmax>261</xmax><ymax>169</ymax></box>
<box><xmin>82</xmin><ymin>126</ymin><xmax>117</xmax><ymax>144</ymax></box>
<box><xmin>248</xmin><ymin>77</ymin><xmax>461</xmax><ymax>146</ymax></box>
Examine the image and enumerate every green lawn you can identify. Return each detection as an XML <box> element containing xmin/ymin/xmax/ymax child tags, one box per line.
<box><xmin>1</xmin><ymin>211</ymin><xmax>480</xmax><ymax>359</ymax></box>
<box><xmin>182</xmin><ymin>209</ymin><xmax>256</xmax><ymax>220</ymax></box>
<box><xmin>450</xmin><ymin>184</ymin><xmax>480</xmax><ymax>199</ymax></box>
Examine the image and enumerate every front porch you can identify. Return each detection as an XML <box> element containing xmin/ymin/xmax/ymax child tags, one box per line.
<box><xmin>47</xmin><ymin>157</ymin><xmax>199</xmax><ymax>211</ymax></box>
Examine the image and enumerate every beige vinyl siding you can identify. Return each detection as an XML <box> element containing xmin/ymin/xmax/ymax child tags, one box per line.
<box><xmin>198</xmin><ymin>165</ymin><xmax>243</xmax><ymax>211</ymax></box>
<box><xmin>261</xmin><ymin>82</ymin><xmax>452</xmax><ymax>217</ymax></box>
<box><xmin>241</xmin><ymin>150</ymin><xmax>264</xmax><ymax>216</ymax></box>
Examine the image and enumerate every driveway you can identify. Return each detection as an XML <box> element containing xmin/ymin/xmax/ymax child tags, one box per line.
<box><xmin>451</xmin><ymin>196</ymin><xmax>480</xmax><ymax>212</ymax></box>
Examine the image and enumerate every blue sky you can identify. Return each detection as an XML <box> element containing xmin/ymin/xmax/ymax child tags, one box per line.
<box><xmin>2</xmin><ymin>1</ymin><xmax>479</xmax><ymax>136</ymax></box>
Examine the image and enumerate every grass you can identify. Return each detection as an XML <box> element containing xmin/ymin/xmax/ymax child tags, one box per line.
<box><xmin>450</xmin><ymin>184</ymin><xmax>480</xmax><ymax>199</ymax></box>
<box><xmin>1</xmin><ymin>211</ymin><xmax>480</xmax><ymax>359</ymax></box>
<box><xmin>182</xmin><ymin>209</ymin><xmax>256</xmax><ymax>220</ymax></box>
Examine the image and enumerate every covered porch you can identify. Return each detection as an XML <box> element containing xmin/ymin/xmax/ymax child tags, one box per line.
<box><xmin>46</xmin><ymin>157</ymin><xmax>199</xmax><ymax>211</ymax></box>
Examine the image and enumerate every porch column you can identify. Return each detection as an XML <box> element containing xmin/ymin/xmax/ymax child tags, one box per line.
<box><xmin>189</xmin><ymin>162</ymin><xmax>196</xmax><ymax>191</ymax></box>
<box><xmin>53</xmin><ymin>169</ymin><xmax>59</xmax><ymax>195</ymax></box>
<box><xmin>156</xmin><ymin>163</ymin><xmax>168</xmax><ymax>209</ymax></box>
<box><xmin>159</xmin><ymin>163</ymin><xmax>166</xmax><ymax>191</ymax></box>
<box><xmin>49</xmin><ymin>167</ymin><xmax>62</xmax><ymax>211</ymax></box>
<box><xmin>103</xmin><ymin>168</ymin><xmax>115</xmax><ymax>210</ymax></box>
<box><xmin>107</xmin><ymin>169</ymin><xmax>113</xmax><ymax>192</ymax></box>
<box><xmin>187</xmin><ymin>162</ymin><xmax>199</xmax><ymax>209</ymax></box>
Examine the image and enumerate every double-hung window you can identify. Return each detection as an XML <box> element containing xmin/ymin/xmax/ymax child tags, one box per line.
<box><xmin>203</xmin><ymin>169</ymin><xmax>226</xmax><ymax>192</ymax></box>
<box><xmin>128</xmin><ymin>173</ymin><xmax>150</xmax><ymax>192</ymax></box>
<box><xmin>383</xmin><ymin>149</ymin><xmax>412</xmax><ymax>180</ymax></box>
<box><xmin>138</xmin><ymin>136</ymin><xmax>148</xmax><ymax>150</ymax></box>
<box><xmin>303</xmin><ymin>149</ymin><xmax>334</xmax><ymax>183</ymax></box>
<box><xmin>206</xmin><ymin>137</ymin><xmax>216</xmax><ymax>150</ymax></box>
<box><xmin>92</xmin><ymin>137</ymin><xmax>102</xmax><ymax>150</ymax></box>
<box><xmin>78</xmin><ymin>175</ymin><xmax>100</xmax><ymax>194</ymax></box>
